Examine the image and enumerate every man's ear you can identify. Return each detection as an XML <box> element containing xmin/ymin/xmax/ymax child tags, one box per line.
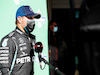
<box><xmin>17</xmin><ymin>16</ymin><xmax>22</xmax><ymax>24</ymax></box>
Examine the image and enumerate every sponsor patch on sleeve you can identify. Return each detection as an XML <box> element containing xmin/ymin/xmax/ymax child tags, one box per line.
<box><xmin>2</xmin><ymin>38</ymin><xmax>9</xmax><ymax>47</ymax></box>
<box><xmin>0</xmin><ymin>47</ymin><xmax>9</xmax><ymax>64</ymax></box>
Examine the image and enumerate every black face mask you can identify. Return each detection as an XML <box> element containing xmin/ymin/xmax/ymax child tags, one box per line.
<box><xmin>24</xmin><ymin>19</ymin><xmax>35</xmax><ymax>34</ymax></box>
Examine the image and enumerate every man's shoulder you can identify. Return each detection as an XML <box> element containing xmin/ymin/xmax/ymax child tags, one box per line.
<box><xmin>0</xmin><ymin>30</ymin><xmax>17</xmax><ymax>48</ymax></box>
<box><xmin>0</xmin><ymin>30</ymin><xmax>16</xmax><ymax>42</ymax></box>
<box><xmin>5</xmin><ymin>30</ymin><xmax>16</xmax><ymax>38</ymax></box>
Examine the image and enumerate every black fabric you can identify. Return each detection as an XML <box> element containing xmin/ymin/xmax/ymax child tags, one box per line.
<box><xmin>0</xmin><ymin>28</ymin><xmax>35</xmax><ymax>75</ymax></box>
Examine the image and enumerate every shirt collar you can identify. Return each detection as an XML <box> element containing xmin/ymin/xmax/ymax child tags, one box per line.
<box><xmin>15</xmin><ymin>27</ymin><xmax>29</xmax><ymax>36</ymax></box>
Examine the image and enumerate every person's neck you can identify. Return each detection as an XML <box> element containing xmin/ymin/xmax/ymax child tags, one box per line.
<box><xmin>17</xmin><ymin>24</ymin><xmax>25</xmax><ymax>32</ymax></box>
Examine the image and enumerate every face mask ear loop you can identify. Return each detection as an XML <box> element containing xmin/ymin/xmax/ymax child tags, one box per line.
<box><xmin>20</xmin><ymin>23</ymin><xmax>29</xmax><ymax>34</ymax></box>
<box><xmin>24</xmin><ymin>27</ymin><xmax>29</xmax><ymax>34</ymax></box>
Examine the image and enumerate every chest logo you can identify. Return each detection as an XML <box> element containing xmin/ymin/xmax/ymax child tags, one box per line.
<box><xmin>16</xmin><ymin>56</ymin><xmax>31</xmax><ymax>64</ymax></box>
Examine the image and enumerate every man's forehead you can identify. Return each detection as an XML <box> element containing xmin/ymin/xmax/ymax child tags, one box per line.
<box><xmin>52</xmin><ymin>22</ymin><xmax>57</xmax><ymax>25</ymax></box>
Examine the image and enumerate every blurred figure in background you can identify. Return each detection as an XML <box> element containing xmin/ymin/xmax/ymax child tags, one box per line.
<box><xmin>48</xmin><ymin>20</ymin><xmax>58</xmax><ymax>75</ymax></box>
<box><xmin>48</xmin><ymin>20</ymin><xmax>68</xmax><ymax>75</ymax></box>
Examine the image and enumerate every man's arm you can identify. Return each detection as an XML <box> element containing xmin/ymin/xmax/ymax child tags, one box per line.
<box><xmin>0</xmin><ymin>37</ymin><xmax>15</xmax><ymax>75</ymax></box>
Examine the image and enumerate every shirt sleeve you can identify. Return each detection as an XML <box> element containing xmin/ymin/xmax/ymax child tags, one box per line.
<box><xmin>0</xmin><ymin>37</ymin><xmax>15</xmax><ymax>75</ymax></box>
